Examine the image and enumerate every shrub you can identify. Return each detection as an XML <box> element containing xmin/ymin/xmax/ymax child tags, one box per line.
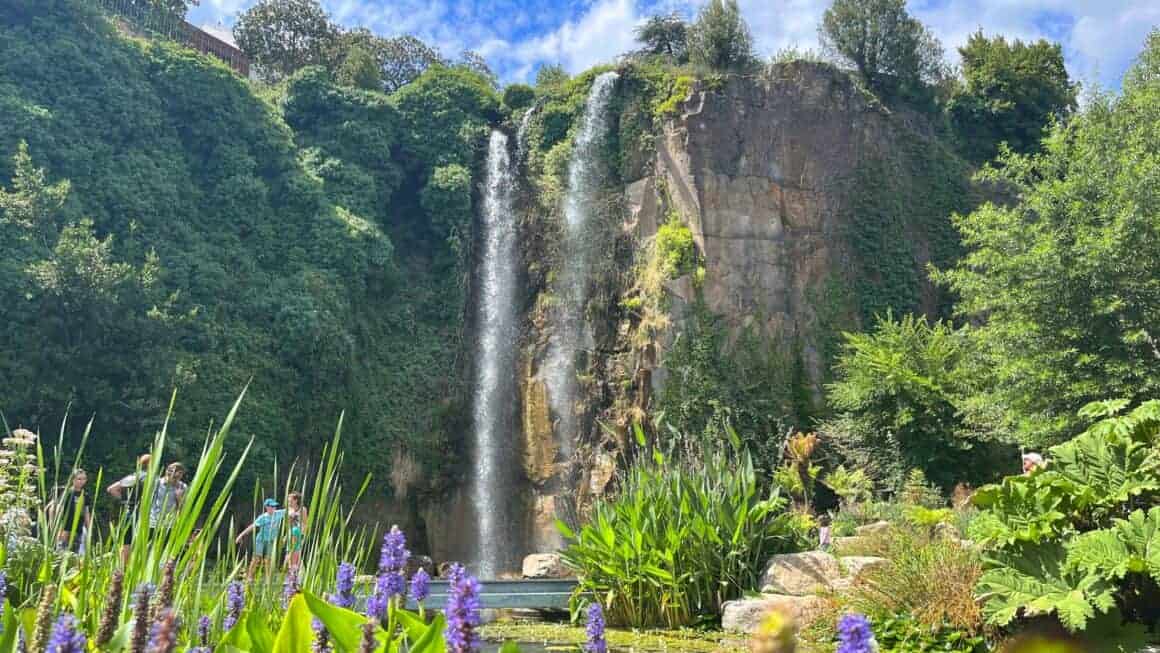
<box><xmin>845</xmin><ymin>525</ymin><xmax>984</xmax><ymax>634</ymax></box>
<box><xmin>559</xmin><ymin>426</ymin><xmax>806</xmax><ymax>627</ymax></box>
<box><xmin>971</xmin><ymin>399</ymin><xmax>1160</xmax><ymax>643</ymax></box>
<box><xmin>653</xmin><ymin>216</ymin><xmax>695</xmax><ymax>277</ymax></box>
<box><xmin>654</xmin><ymin>75</ymin><xmax>695</xmax><ymax>118</ymax></box>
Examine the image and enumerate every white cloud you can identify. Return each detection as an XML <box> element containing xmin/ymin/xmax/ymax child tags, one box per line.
<box><xmin>188</xmin><ymin>0</ymin><xmax>1159</xmax><ymax>88</ymax></box>
<box><xmin>482</xmin><ymin>0</ymin><xmax>646</xmax><ymax>79</ymax></box>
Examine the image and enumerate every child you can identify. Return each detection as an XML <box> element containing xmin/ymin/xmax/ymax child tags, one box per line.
<box><xmin>817</xmin><ymin>513</ymin><xmax>833</xmax><ymax>552</ymax></box>
<box><xmin>236</xmin><ymin>498</ymin><xmax>284</xmax><ymax>580</ymax></box>
<box><xmin>285</xmin><ymin>491</ymin><xmax>307</xmax><ymax>574</ymax></box>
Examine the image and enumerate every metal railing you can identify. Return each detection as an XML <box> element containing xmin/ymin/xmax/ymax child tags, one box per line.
<box><xmin>89</xmin><ymin>0</ymin><xmax>250</xmax><ymax>76</ymax></box>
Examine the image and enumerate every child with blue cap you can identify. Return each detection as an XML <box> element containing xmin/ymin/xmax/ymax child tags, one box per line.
<box><xmin>236</xmin><ymin>497</ymin><xmax>285</xmax><ymax>580</ymax></box>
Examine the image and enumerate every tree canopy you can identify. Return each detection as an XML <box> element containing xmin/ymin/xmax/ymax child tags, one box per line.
<box><xmin>232</xmin><ymin>0</ymin><xmax>339</xmax><ymax>81</ymax></box>
<box><xmin>948</xmin><ymin>31</ymin><xmax>1076</xmax><ymax>163</ymax></box>
<box><xmin>934</xmin><ymin>29</ymin><xmax>1160</xmax><ymax>447</ymax></box>
<box><xmin>687</xmin><ymin>0</ymin><xmax>756</xmax><ymax>72</ymax></box>
<box><xmin>634</xmin><ymin>12</ymin><xmax>689</xmax><ymax>63</ymax></box>
<box><xmin>819</xmin><ymin>0</ymin><xmax>946</xmax><ymax>97</ymax></box>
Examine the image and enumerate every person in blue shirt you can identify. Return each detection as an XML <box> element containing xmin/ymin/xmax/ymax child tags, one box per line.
<box><xmin>236</xmin><ymin>498</ymin><xmax>284</xmax><ymax>580</ymax></box>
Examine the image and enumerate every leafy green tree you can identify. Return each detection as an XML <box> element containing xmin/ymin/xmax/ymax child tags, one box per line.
<box><xmin>633</xmin><ymin>12</ymin><xmax>689</xmax><ymax>63</ymax></box>
<box><xmin>335</xmin><ymin>45</ymin><xmax>382</xmax><ymax>90</ymax></box>
<box><xmin>822</xmin><ymin>312</ymin><xmax>1009</xmax><ymax>489</ymax></box>
<box><xmin>819</xmin><ymin>0</ymin><xmax>946</xmax><ymax>97</ymax></box>
<box><xmin>457</xmin><ymin>50</ymin><xmax>497</xmax><ymax>88</ymax></box>
<box><xmin>380</xmin><ymin>35</ymin><xmax>445</xmax><ymax>93</ymax></box>
<box><xmin>934</xmin><ymin>30</ymin><xmax>1160</xmax><ymax>447</ymax></box>
<box><xmin>420</xmin><ymin>164</ymin><xmax>472</xmax><ymax>254</ymax></box>
<box><xmin>948</xmin><ymin>31</ymin><xmax>1077</xmax><ymax>163</ymax></box>
<box><xmin>534</xmin><ymin>63</ymin><xmax>569</xmax><ymax>90</ymax></box>
<box><xmin>502</xmin><ymin>84</ymin><xmax>535</xmax><ymax>112</ymax></box>
<box><xmin>233</xmin><ymin>0</ymin><xmax>339</xmax><ymax>82</ymax></box>
<box><xmin>686</xmin><ymin>0</ymin><xmax>755</xmax><ymax>72</ymax></box>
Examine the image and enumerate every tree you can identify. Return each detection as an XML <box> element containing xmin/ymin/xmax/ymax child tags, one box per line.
<box><xmin>380</xmin><ymin>35</ymin><xmax>444</xmax><ymax>93</ymax></box>
<box><xmin>502</xmin><ymin>84</ymin><xmax>535</xmax><ymax>111</ymax></box>
<box><xmin>457</xmin><ymin>51</ymin><xmax>497</xmax><ymax>89</ymax></box>
<box><xmin>336</xmin><ymin>45</ymin><xmax>382</xmax><ymax>90</ymax></box>
<box><xmin>686</xmin><ymin>0</ymin><xmax>755</xmax><ymax>72</ymax></box>
<box><xmin>534</xmin><ymin>63</ymin><xmax>569</xmax><ymax>90</ymax></box>
<box><xmin>948</xmin><ymin>31</ymin><xmax>1077</xmax><ymax>163</ymax></box>
<box><xmin>821</xmin><ymin>312</ymin><xmax>1009</xmax><ymax>489</ymax></box>
<box><xmin>819</xmin><ymin>0</ymin><xmax>946</xmax><ymax>97</ymax></box>
<box><xmin>233</xmin><ymin>0</ymin><xmax>339</xmax><ymax>82</ymax></box>
<box><xmin>933</xmin><ymin>30</ymin><xmax>1160</xmax><ymax>447</ymax></box>
<box><xmin>634</xmin><ymin>12</ymin><xmax>689</xmax><ymax>63</ymax></box>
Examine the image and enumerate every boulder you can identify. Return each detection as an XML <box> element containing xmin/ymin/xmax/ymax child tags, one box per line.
<box><xmin>840</xmin><ymin>556</ymin><xmax>888</xmax><ymax>582</ymax></box>
<box><xmin>833</xmin><ymin>535</ymin><xmax>873</xmax><ymax>553</ymax></box>
<box><xmin>760</xmin><ymin>551</ymin><xmax>842</xmax><ymax>595</ymax></box>
<box><xmin>522</xmin><ymin>553</ymin><xmax>572</xmax><ymax>579</ymax></box>
<box><xmin>721</xmin><ymin>594</ymin><xmax>830</xmax><ymax>634</ymax></box>
<box><xmin>855</xmin><ymin>521</ymin><xmax>892</xmax><ymax>537</ymax></box>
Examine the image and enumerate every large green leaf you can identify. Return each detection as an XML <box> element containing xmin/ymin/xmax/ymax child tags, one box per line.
<box><xmin>303</xmin><ymin>590</ymin><xmax>367</xmax><ymax>653</ymax></box>
<box><xmin>977</xmin><ymin>543</ymin><xmax>1115</xmax><ymax>631</ymax></box>
<box><xmin>0</xmin><ymin>601</ymin><xmax>18</xmax><ymax>653</ymax></box>
<box><xmin>246</xmin><ymin>611</ymin><xmax>276</xmax><ymax>653</ymax></box>
<box><xmin>1067</xmin><ymin>507</ymin><xmax>1160</xmax><ymax>580</ymax></box>
<box><xmin>273</xmin><ymin>594</ymin><xmax>315</xmax><ymax>653</ymax></box>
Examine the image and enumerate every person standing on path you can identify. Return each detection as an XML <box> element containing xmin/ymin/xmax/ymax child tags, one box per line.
<box><xmin>236</xmin><ymin>498</ymin><xmax>285</xmax><ymax>581</ymax></box>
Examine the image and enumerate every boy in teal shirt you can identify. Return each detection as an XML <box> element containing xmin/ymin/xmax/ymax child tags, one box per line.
<box><xmin>236</xmin><ymin>498</ymin><xmax>284</xmax><ymax>579</ymax></box>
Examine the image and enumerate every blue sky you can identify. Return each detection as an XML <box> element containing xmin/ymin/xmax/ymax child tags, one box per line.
<box><xmin>189</xmin><ymin>0</ymin><xmax>1159</xmax><ymax>88</ymax></box>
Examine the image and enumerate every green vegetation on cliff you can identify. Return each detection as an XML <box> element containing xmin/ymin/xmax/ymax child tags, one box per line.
<box><xmin>0</xmin><ymin>0</ymin><xmax>499</xmax><ymax>498</ymax></box>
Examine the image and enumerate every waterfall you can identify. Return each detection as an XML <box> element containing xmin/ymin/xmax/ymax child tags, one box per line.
<box><xmin>543</xmin><ymin>71</ymin><xmax>619</xmax><ymax>453</ymax></box>
<box><xmin>471</xmin><ymin>130</ymin><xmax>519</xmax><ymax>579</ymax></box>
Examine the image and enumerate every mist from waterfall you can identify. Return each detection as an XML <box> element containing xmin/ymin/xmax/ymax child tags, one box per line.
<box><xmin>543</xmin><ymin>71</ymin><xmax>619</xmax><ymax>454</ymax></box>
<box><xmin>471</xmin><ymin>129</ymin><xmax>519</xmax><ymax>579</ymax></box>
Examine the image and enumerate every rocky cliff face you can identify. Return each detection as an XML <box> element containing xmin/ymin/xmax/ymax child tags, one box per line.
<box><xmin>635</xmin><ymin>62</ymin><xmax>956</xmax><ymax>394</ymax></box>
<box><xmin>448</xmin><ymin>62</ymin><xmax>970</xmax><ymax>567</ymax></box>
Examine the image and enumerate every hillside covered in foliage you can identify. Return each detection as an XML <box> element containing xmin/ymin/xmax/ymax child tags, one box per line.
<box><xmin>0</xmin><ymin>0</ymin><xmax>503</xmax><ymax>500</ymax></box>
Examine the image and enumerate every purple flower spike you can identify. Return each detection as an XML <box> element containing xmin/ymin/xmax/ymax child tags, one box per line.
<box><xmin>410</xmin><ymin>568</ymin><xmax>430</xmax><ymax>604</ymax></box>
<box><xmin>837</xmin><ymin>613</ymin><xmax>876</xmax><ymax>653</ymax></box>
<box><xmin>224</xmin><ymin>581</ymin><xmax>245</xmax><ymax>631</ymax></box>
<box><xmin>283</xmin><ymin>567</ymin><xmax>301</xmax><ymax>608</ymax></box>
<box><xmin>196</xmin><ymin>615</ymin><xmax>212</xmax><ymax>646</ymax></box>
<box><xmin>365</xmin><ymin>591</ymin><xmax>388</xmax><ymax>623</ymax></box>
<box><xmin>331</xmin><ymin>562</ymin><xmax>356</xmax><ymax>609</ymax></box>
<box><xmin>443</xmin><ymin>564</ymin><xmax>482</xmax><ymax>653</ymax></box>
<box><xmin>585</xmin><ymin>603</ymin><xmax>606</xmax><ymax>653</ymax></box>
<box><xmin>379</xmin><ymin>525</ymin><xmax>409</xmax><ymax>573</ymax></box>
<box><xmin>46</xmin><ymin>614</ymin><xmax>86</xmax><ymax>653</ymax></box>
